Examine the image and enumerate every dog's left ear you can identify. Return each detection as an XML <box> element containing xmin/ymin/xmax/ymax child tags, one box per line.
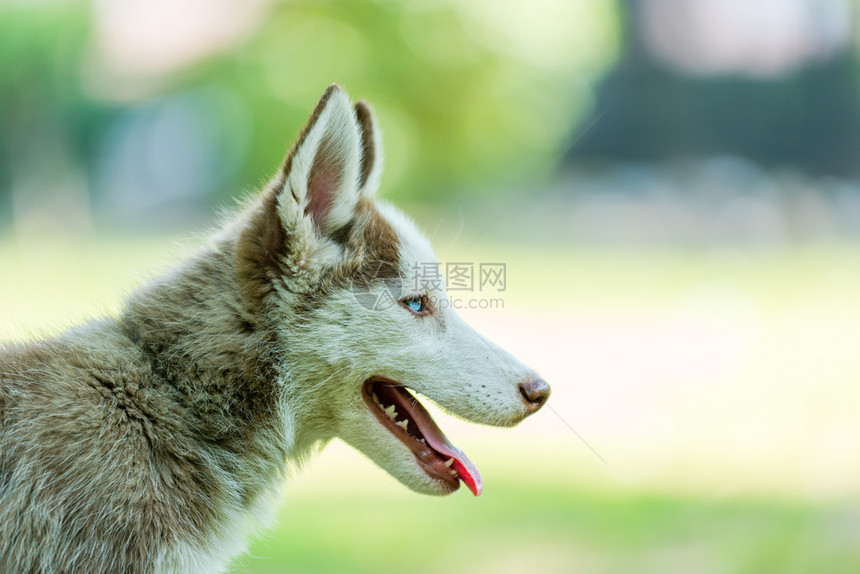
<box><xmin>235</xmin><ymin>85</ymin><xmax>377</xmax><ymax>305</ymax></box>
<box><xmin>280</xmin><ymin>83</ymin><xmax>363</xmax><ymax>237</ymax></box>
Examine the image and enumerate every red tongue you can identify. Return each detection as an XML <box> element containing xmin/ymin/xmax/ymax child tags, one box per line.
<box><xmin>396</xmin><ymin>389</ymin><xmax>483</xmax><ymax>496</ymax></box>
<box><xmin>425</xmin><ymin>434</ymin><xmax>483</xmax><ymax>497</ymax></box>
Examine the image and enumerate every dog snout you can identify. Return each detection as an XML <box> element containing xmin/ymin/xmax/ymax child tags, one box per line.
<box><xmin>519</xmin><ymin>378</ymin><xmax>550</xmax><ymax>414</ymax></box>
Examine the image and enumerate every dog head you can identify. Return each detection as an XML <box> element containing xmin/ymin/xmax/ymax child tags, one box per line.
<box><xmin>235</xmin><ymin>85</ymin><xmax>549</xmax><ymax>496</ymax></box>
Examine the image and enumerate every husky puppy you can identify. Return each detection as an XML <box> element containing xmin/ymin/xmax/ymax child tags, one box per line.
<box><xmin>0</xmin><ymin>85</ymin><xmax>550</xmax><ymax>573</ymax></box>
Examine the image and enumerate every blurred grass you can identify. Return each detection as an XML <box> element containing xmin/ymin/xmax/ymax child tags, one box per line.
<box><xmin>234</xmin><ymin>476</ymin><xmax>860</xmax><ymax>574</ymax></box>
<box><xmin>6</xmin><ymin>234</ymin><xmax>860</xmax><ymax>336</ymax></box>
<box><xmin>2</xmin><ymin>235</ymin><xmax>860</xmax><ymax>572</ymax></box>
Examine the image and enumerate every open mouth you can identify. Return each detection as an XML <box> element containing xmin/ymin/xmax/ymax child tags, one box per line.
<box><xmin>362</xmin><ymin>377</ymin><xmax>483</xmax><ymax>496</ymax></box>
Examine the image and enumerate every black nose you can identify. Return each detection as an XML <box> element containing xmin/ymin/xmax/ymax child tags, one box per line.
<box><xmin>519</xmin><ymin>378</ymin><xmax>551</xmax><ymax>413</ymax></box>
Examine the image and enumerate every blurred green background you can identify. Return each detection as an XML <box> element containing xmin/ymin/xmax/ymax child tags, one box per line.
<box><xmin>3</xmin><ymin>1</ymin><xmax>860</xmax><ymax>572</ymax></box>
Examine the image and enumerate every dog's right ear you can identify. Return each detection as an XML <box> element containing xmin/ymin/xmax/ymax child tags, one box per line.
<box><xmin>354</xmin><ymin>99</ymin><xmax>383</xmax><ymax>195</ymax></box>
<box><xmin>236</xmin><ymin>84</ymin><xmax>366</xmax><ymax>304</ymax></box>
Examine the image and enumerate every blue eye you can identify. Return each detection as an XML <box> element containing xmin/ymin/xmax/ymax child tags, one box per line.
<box><xmin>403</xmin><ymin>296</ymin><xmax>425</xmax><ymax>314</ymax></box>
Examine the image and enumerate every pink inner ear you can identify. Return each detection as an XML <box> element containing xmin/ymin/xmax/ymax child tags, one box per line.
<box><xmin>305</xmin><ymin>141</ymin><xmax>344</xmax><ymax>226</ymax></box>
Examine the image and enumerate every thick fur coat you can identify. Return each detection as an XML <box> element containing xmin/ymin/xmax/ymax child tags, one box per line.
<box><xmin>0</xmin><ymin>85</ymin><xmax>549</xmax><ymax>573</ymax></box>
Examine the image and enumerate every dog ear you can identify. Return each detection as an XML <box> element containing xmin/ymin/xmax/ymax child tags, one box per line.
<box><xmin>354</xmin><ymin>100</ymin><xmax>383</xmax><ymax>195</ymax></box>
<box><xmin>279</xmin><ymin>83</ymin><xmax>362</xmax><ymax>237</ymax></box>
<box><xmin>235</xmin><ymin>85</ymin><xmax>366</xmax><ymax>305</ymax></box>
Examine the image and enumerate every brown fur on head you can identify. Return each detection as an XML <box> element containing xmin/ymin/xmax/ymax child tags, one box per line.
<box><xmin>235</xmin><ymin>85</ymin><xmax>396</xmax><ymax>317</ymax></box>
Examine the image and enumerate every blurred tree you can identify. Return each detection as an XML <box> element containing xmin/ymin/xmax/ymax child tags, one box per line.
<box><xmin>0</xmin><ymin>0</ymin><xmax>621</xmax><ymax>232</ymax></box>
<box><xmin>0</xmin><ymin>5</ymin><xmax>105</xmax><ymax>230</ymax></box>
<box><xmin>571</xmin><ymin>0</ymin><xmax>860</xmax><ymax>178</ymax></box>
<box><xmin>184</xmin><ymin>0</ymin><xmax>621</xmax><ymax>202</ymax></box>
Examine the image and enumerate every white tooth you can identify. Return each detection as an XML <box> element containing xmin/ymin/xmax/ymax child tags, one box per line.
<box><xmin>372</xmin><ymin>393</ymin><xmax>380</xmax><ymax>405</ymax></box>
<box><xmin>397</xmin><ymin>420</ymin><xmax>409</xmax><ymax>431</ymax></box>
<box><xmin>444</xmin><ymin>458</ymin><xmax>454</xmax><ymax>468</ymax></box>
<box><xmin>384</xmin><ymin>405</ymin><xmax>397</xmax><ymax>419</ymax></box>
<box><xmin>449</xmin><ymin>469</ymin><xmax>458</xmax><ymax>477</ymax></box>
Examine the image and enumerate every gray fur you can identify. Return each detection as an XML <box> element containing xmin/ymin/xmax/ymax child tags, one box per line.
<box><xmin>0</xmin><ymin>85</ymin><xmax>547</xmax><ymax>573</ymax></box>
